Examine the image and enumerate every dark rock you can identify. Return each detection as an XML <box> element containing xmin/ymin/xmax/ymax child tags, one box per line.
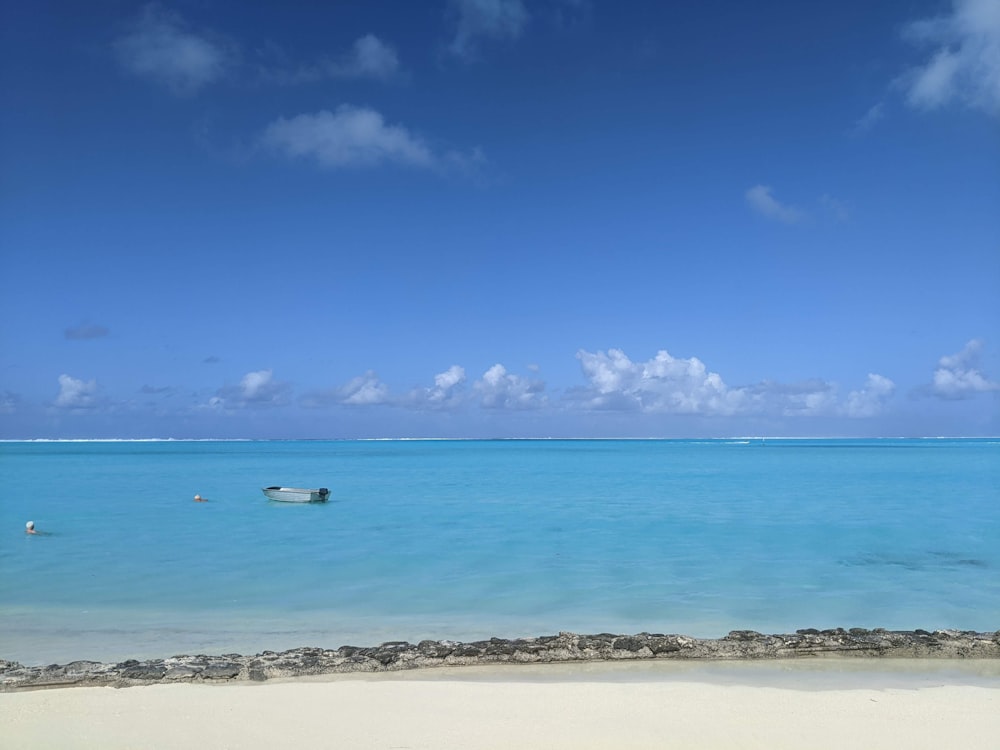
<box><xmin>576</xmin><ymin>634</ymin><xmax>615</xmax><ymax>650</ymax></box>
<box><xmin>726</xmin><ymin>630</ymin><xmax>765</xmax><ymax>641</ymax></box>
<box><xmin>3</xmin><ymin>628</ymin><xmax>998</xmax><ymax>691</ymax></box>
<box><xmin>647</xmin><ymin>637</ymin><xmax>682</xmax><ymax>654</ymax></box>
<box><xmin>164</xmin><ymin>666</ymin><xmax>200</xmax><ymax>681</ymax></box>
<box><xmin>483</xmin><ymin>639</ymin><xmax>517</xmax><ymax>657</ymax></box>
<box><xmin>613</xmin><ymin>636</ymin><xmax>646</xmax><ymax>652</ymax></box>
<box><xmin>201</xmin><ymin>663</ymin><xmax>242</xmax><ymax>680</ymax></box>
<box><xmin>372</xmin><ymin>642</ymin><xmax>410</xmax><ymax>665</ymax></box>
<box><xmin>417</xmin><ymin>640</ymin><xmax>455</xmax><ymax>658</ymax></box>
<box><xmin>121</xmin><ymin>662</ymin><xmax>167</xmax><ymax>680</ymax></box>
<box><xmin>452</xmin><ymin>643</ymin><xmax>484</xmax><ymax>657</ymax></box>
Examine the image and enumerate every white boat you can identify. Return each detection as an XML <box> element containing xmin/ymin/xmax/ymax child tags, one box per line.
<box><xmin>262</xmin><ymin>486</ymin><xmax>330</xmax><ymax>503</ymax></box>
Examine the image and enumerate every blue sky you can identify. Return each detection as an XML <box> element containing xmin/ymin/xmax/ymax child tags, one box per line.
<box><xmin>1</xmin><ymin>0</ymin><xmax>998</xmax><ymax>439</ymax></box>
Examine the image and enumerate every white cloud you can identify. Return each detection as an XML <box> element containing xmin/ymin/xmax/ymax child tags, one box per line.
<box><xmin>844</xmin><ymin>373</ymin><xmax>896</xmax><ymax>417</ymax></box>
<box><xmin>571</xmin><ymin>349</ymin><xmax>748</xmax><ymax>415</ymax></box>
<box><xmin>114</xmin><ymin>4</ymin><xmax>231</xmax><ymax>94</ymax></box>
<box><xmin>569</xmin><ymin>348</ymin><xmax>895</xmax><ymax>420</ymax></box>
<box><xmin>241</xmin><ymin>370</ymin><xmax>274</xmax><ymax>399</ymax></box>
<box><xmin>338</xmin><ymin>371</ymin><xmax>391</xmax><ymax>406</ymax></box>
<box><xmin>449</xmin><ymin>0</ymin><xmax>529</xmax><ymax>58</ymax></box>
<box><xmin>54</xmin><ymin>374</ymin><xmax>100</xmax><ymax>410</ymax></box>
<box><xmin>209</xmin><ymin>369</ymin><xmax>290</xmax><ymax>410</ymax></box>
<box><xmin>405</xmin><ymin>365</ymin><xmax>467</xmax><ymax>408</ymax></box>
<box><xmin>475</xmin><ymin>364</ymin><xmax>547</xmax><ymax>409</ymax></box>
<box><xmin>745</xmin><ymin>185</ymin><xmax>804</xmax><ymax>224</ymax></box>
<box><xmin>901</xmin><ymin>0</ymin><xmax>1000</xmax><ymax>116</ymax></box>
<box><xmin>261</xmin><ymin>105</ymin><xmax>435</xmax><ymax>169</ymax></box>
<box><xmin>301</xmin><ymin>371</ymin><xmax>391</xmax><ymax>408</ymax></box>
<box><xmin>305</xmin><ymin>367</ymin><xmax>466</xmax><ymax>410</ymax></box>
<box><xmin>931</xmin><ymin>339</ymin><xmax>999</xmax><ymax>398</ymax></box>
<box><xmin>435</xmin><ymin>365</ymin><xmax>467</xmax><ymax>392</ymax></box>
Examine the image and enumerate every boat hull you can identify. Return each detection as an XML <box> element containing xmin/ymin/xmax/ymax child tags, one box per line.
<box><xmin>262</xmin><ymin>486</ymin><xmax>330</xmax><ymax>503</ymax></box>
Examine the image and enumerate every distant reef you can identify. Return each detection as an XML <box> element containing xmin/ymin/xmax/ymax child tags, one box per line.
<box><xmin>2</xmin><ymin>629</ymin><xmax>998</xmax><ymax>691</ymax></box>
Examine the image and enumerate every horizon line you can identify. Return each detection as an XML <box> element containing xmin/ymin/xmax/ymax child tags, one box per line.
<box><xmin>2</xmin><ymin>436</ymin><xmax>998</xmax><ymax>443</ymax></box>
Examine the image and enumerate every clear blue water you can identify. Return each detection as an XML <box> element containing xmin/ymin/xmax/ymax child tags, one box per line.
<box><xmin>1</xmin><ymin>439</ymin><xmax>997</xmax><ymax>665</ymax></box>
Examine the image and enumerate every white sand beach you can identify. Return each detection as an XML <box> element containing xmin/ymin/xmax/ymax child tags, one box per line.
<box><xmin>3</xmin><ymin>661</ymin><xmax>999</xmax><ymax>749</ymax></box>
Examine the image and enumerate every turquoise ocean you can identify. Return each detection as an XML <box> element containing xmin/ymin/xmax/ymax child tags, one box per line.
<box><xmin>1</xmin><ymin>439</ymin><xmax>997</xmax><ymax>666</ymax></box>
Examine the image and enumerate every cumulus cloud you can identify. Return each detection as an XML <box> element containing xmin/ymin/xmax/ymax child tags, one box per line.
<box><xmin>900</xmin><ymin>0</ymin><xmax>1000</xmax><ymax>116</ymax></box>
<box><xmin>448</xmin><ymin>0</ymin><xmax>529</xmax><ymax>58</ymax></box>
<box><xmin>64</xmin><ymin>323</ymin><xmax>110</xmax><ymax>340</ymax></box>
<box><xmin>568</xmin><ymin>348</ymin><xmax>892</xmax><ymax>420</ymax></box>
<box><xmin>261</xmin><ymin>105</ymin><xmax>436</xmax><ymax>169</ymax></box>
<box><xmin>843</xmin><ymin>373</ymin><xmax>896</xmax><ymax>417</ymax></box>
<box><xmin>208</xmin><ymin>369</ymin><xmax>290</xmax><ymax>410</ymax></box>
<box><xmin>338</xmin><ymin>371</ymin><xmax>391</xmax><ymax>406</ymax></box>
<box><xmin>54</xmin><ymin>374</ymin><xmax>101</xmax><ymax>410</ymax></box>
<box><xmin>570</xmin><ymin>349</ymin><xmax>748</xmax><ymax>415</ymax></box>
<box><xmin>474</xmin><ymin>364</ymin><xmax>547</xmax><ymax>409</ymax></box>
<box><xmin>114</xmin><ymin>4</ymin><xmax>232</xmax><ymax>94</ymax></box>
<box><xmin>405</xmin><ymin>365</ymin><xmax>467</xmax><ymax>409</ymax></box>
<box><xmin>302</xmin><ymin>371</ymin><xmax>391</xmax><ymax>408</ymax></box>
<box><xmin>300</xmin><ymin>364</ymin><xmax>543</xmax><ymax>411</ymax></box>
<box><xmin>305</xmin><ymin>367</ymin><xmax>468</xmax><ymax>410</ymax></box>
<box><xmin>745</xmin><ymin>185</ymin><xmax>804</xmax><ymax>224</ymax></box>
<box><xmin>931</xmin><ymin>339</ymin><xmax>999</xmax><ymax>398</ymax></box>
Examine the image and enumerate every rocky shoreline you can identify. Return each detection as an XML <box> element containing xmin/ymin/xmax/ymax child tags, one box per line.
<box><xmin>2</xmin><ymin>628</ymin><xmax>998</xmax><ymax>691</ymax></box>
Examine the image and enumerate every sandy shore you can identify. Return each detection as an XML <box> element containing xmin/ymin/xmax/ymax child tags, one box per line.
<box><xmin>3</xmin><ymin>661</ymin><xmax>999</xmax><ymax>749</ymax></box>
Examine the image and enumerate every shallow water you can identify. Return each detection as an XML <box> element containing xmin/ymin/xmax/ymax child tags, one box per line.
<box><xmin>1</xmin><ymin>439</ymin><xmax>997</xmax><ymax>665</ymax></box>
<box><xmin>340</xmin><ymin>658</ymin><xmax>1000</xmax><ymax>689</ymax></box>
